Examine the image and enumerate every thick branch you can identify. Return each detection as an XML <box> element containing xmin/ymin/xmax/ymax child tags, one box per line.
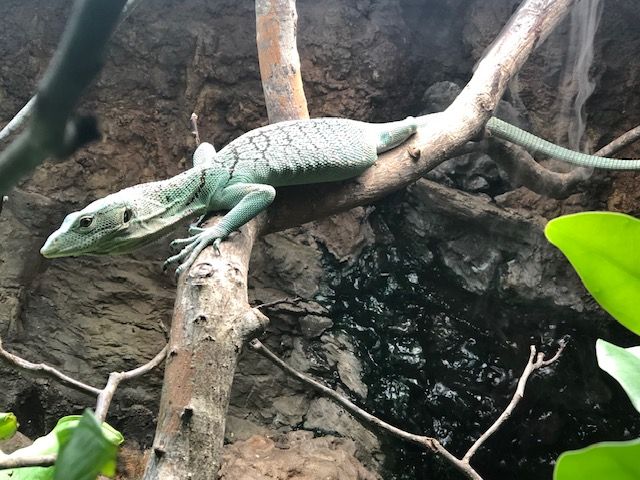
<box><xmin>489</xmin><ymin>140</ymin><xmax>591</xmax><ymax>198</ymax></box>
<box><xmin>144</xmin><ymin>2</ymin><xmax>309</xmax><ymax>479</ymax></box>
<box><xmin>256</xmin><ymin>0</ymin><xmax>309</xmax><ymax>122</ymax></box>
<box><xmin>142</xmin><ymin>220</ymin><xmax>269</xmax><ymax>480</ymax></box>
<box><xmin>0</xmin><ymin>0</ymin><xmax>128</xmax><ymax>195</ymax></box>
<box><xmin>263</xmin><ymin>0</ymin><xmax>576</xmax><ymax>234</ymax></box>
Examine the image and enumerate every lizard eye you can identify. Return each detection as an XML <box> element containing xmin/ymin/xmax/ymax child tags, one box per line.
<box><xmin>78</xmin><ymin>216</ymin><xmax>94</xmax><ymax>228</ymax></box>
<box><xmin>123</xmin><ymin>208</ymin><xmax>132</xmax><ymax>223</ymax></box>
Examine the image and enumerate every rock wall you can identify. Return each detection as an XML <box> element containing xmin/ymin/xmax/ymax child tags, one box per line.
<box><xmin>1</xmin><ymin>0</ymin><xmax>639</xmax><ymax>478</ymax></box>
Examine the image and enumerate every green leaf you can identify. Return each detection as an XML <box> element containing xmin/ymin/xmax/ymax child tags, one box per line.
<box><xmin>554</xmin><ymin>438</ymin><xmax>640</xmax><ymax>479</ymax></box>
<box><xmin>53</xmin><ymin>410</ymin><xmax>122</xmax><ymax>480</ymax></box>
<box><xmin>545</xmin><ymin>212</ymin><xmax>640</xmax><ymax>335</ymax></box>
<box><xmin>0</xmin><ymin>413</ymin><xmax>18</xmax><ymax>440</ymax></box>
<box><xmin>0</xmin><ymin>413</ymin><xmax>123</xmax><ymax>480</ymax></box>
<box><xmin>596</xmin><ymin>339</ymin><xmax>640</xmax><ymax>413</ymax></box>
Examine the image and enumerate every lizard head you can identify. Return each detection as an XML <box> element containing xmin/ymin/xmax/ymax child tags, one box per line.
<box><xmin>41</xmin><ymin>191</ymin><xmax>145</xmax><ymax>258</ymax></box>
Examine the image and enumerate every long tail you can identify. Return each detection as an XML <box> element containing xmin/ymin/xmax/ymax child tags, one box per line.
<box><xmin>486</xmin><ymin>117</ymin><xmax>640</xmax><ymax>170</ymax></box>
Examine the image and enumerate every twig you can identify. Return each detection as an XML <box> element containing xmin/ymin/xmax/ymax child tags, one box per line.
<box><xmin>595</xmin><ymin>124</ymin><xmax>640</xmax><ymax>158</ymax></box>
<box><xmin>0</xmin><ymin>335</ymin><xmax>167</xmax><ymax>422</ymax></box>
<box><xmin>249</xmin><ymin>339</ymin><xmax>483</xmax><ymax>480</ymax></box>
<box><xmin>0</xmin><ymin>0</ymin><xmax>128</xmax><ymax>195</ymax></box>
<box><xmin>253</xmin><ymin>296</ymin><xmax>303</xmax><ymax>310</ymax></box>
<box><xmin>0</xmin><ymin>337</ymin><xmax>102</xmax><ymax>396</ymax></box>
<box><xmin>251</xmin><ymin>338</ymin><xmax>567</xmax><ymax>480</ymax></box>
<box><xmin>0</xmin><ymin>454</ymin><xmax>56</xmax><ymax>469</ymax></box>
<box><xmin>95</xmin><ymin>345</ymin><xmax>168</xmax><ymax>422</ymax></box>
<box><xmin>0</xmin><ymin>97</ymin><xmax>37</xmax><ymax>144</ymax></box>
<box><xmin>462</xmin><ymin>340</ymin><xmax>567</xmax><ymax>462</ymax></box>
<box><xmin>190</xmin><ymin>113</ymin><xmax>201</xmax><ymax>146</ymax></box>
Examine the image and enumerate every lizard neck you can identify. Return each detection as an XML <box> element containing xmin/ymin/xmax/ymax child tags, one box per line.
<box><xmin>113</xmin><ymin>166</ymin><xmax>229</xmax><ymax>251</ymax></box>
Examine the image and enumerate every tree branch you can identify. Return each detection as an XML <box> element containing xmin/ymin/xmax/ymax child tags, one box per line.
<box><xmin>0</xmin><ymin>0</ymin><xmax>145</xmax><ymax>146</ymax></box>
<box><xmin>262</xmin><ymin>0</ymin><xmax>577</xmax><ymax>234</ymax></box>
<box><xmin>256</xmin><ymin>0</ymin><xmax>309</xmax><ymax>122</ymax></box>
<box><xmin>595</xmin><ymin>124</ymin><xmax>640</xmax><ymax>157</ymax></box>
<box><xmin>462</xmin><ymin>340</ymin><xmax>568</xmax><ymax>462</ymax></box>
<box><xmin>250</xmin><ymin>338</ymin><xmax>566</xmax><ymax>480</ymax></box>
<box><xmin>0</xmin><ymin>0</ymin><xmax>128</xmax><ymax>195</ymax></box>
<box><xmin>488</xmin><ymin>140</ymin><xmax>592</xmax><ymax>198</ymax></box>
<box><xmin>144</xmin><ymin>2</ymin><xmax>310</xmax><ymax>479</ymax></box>
<box><xmin>0</xmin><ymin>337</ymin><xmax>102</xmax><ymax>396</ymax></box>
<box><xmin>94</xmin><ymin>345</ymin><xmax>169</xmax><ymax>422</ymax></box>
<box><xmin>0</xmin><ymin>454</ymin><xmax>56</xmax><ymax>469</ymax></box>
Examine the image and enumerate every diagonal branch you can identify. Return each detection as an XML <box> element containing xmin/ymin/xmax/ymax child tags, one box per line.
<box><xmin>0</xmin><ymin>0</ymin><xmax>146</xmax><ymax>146</ymax></box>
<box><xmin>263</xmin><ymin>0</ymin><xmax>577</xmax><ymax>234</ymax></box>
<box><xmin>462</xmin><ymin>339</ymin><xmax>568</xmax><ymax>462</ymax></box>
<box><xmin>0</xmin><ymin>0</ymin><xmax>128</xmax><ymax>195</ymax></box>
<box><xmin>250</xmin><ymin>338</ymin><xmax>566</xmax><ymax>480</ymax></box>
<box><xmin>0</xmin><ymin>337</ymin><xmax>102</xmax><ymax>396</ymax></box>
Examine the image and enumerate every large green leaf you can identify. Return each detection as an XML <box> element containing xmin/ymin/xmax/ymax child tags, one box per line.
<box><xmin>53</xmin><ymin>410</ymin><xmax>122</xmax><ymax>480</ymax></box>
<box><xmin>596</xmin><ymin>339</ymin><xmax>640</xmax><ymax>414</ymax></box>
<box><xmin>0</xmin><ymin>413</ymin><xmax>18</xmax><ymax>440</ymax></box>
<box><xmin>554</xmin><ymin>438</ymin><xmax>640</xmax><ymax>479</ymax></box>
<box><xmin>0</xmin><ymin>413</ymin><xmax>123</xmax><ymax>480</ymax></box>
<box><xmin>545</xmin><ymin>212</ymin><xmax>640</xmax><ymax>335</ymax></box>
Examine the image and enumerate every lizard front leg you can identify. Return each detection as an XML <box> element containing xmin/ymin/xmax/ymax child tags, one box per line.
<box><xmin>164</xmin><ymin>182</ymin><xmax>276</xmax><ymax>276</ymax></box>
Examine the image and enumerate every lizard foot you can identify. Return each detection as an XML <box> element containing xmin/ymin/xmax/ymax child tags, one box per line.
<box><xmin>164</xmin><ymin>229</ymin><xmax>225</xmax><ymax>277</ymax></box>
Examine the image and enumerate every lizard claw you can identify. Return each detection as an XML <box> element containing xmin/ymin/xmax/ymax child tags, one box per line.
<box><xmin>163</xmin><ymin>227</ymin><xmax>226</xmax><ymax>277</ymax></box>
<box><xmin>188</xmin><ymin>225</ymin><xmax>205</xmax><ymax>235</ymax></box>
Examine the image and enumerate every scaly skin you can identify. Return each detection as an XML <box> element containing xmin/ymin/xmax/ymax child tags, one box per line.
<box><xmin>41</xmin><ymin>115</ymin><xmax>640</xmax><ymax>275</ymax></box>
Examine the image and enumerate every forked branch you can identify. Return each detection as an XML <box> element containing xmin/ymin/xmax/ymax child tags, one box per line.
<box><xmin>250</xmin><ymin>338</ymin><xmax>567</xmax><ymax>480</ymax></box>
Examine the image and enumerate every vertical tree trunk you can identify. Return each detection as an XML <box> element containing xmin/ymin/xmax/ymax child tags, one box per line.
<box><xmin>142</xmin><ymin>221</ymin><xmax>268</xmax><ymax>480</ymax></box>
<box><xmin>143</xmin><ymin>2</ymin><xmax>308</xmax><ymax>477</ymax></box>
<box><xmin>256</xmin><ymin>0</ymin><xmax>309</xmax><ymax>122</ymax></box>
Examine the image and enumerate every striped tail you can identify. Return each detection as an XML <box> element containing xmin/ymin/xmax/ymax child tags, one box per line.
<box><xmin>486</xmin><ymin>117</ymin><xmax>640</xmax><ymax>170</ymax></box>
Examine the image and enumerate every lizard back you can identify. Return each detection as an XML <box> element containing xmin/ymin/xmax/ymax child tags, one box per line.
<box><xmin>216</xmin><ymin>118</ymin><xmax>379</xmax><ymax>187</ymax></box>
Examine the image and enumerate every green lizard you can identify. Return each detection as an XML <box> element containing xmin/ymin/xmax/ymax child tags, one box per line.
<box><xmin>40</xmin><ymin>115</ymin><xmax>640</xmax><ymax>276</ymax></box>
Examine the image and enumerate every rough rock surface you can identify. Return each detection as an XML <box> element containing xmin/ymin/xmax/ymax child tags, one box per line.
<box><xmin>0</xmin><ymin>0</ymin><xmax>639</xmax><ymax>479</ymax></box>
<box><xmin>219</xmin><ymin>432</ymin><xmax>380</xmax><ymax>480</ymax></box>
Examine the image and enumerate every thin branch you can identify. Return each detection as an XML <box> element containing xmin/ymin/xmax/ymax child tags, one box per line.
<box><xmin>190</xmin><ymin>113</ymin><xmax>201</xmax><ymax>146</ymax></box>
<box><xmin>95</xmin><ymin>345</ymin><xmax>168</xmax><ymax>422</ymax></box>
<box><xmin>0</xmin><ymin>454</ymin><xmax>56</xmax><ymax>469</ymax></box>
<box><xmin>0</xmin><ymin>337</ymin><xmax>101</xmax><ymax>396</ymax></box>
<box><xmin>0</xmin><ymin>335</ymin><xmax>167</xmax><ymax>423</ymax></box>
<box><xmin>595</xmin><ymin>124</ymin><xmax>640</xmax><ymax>157</ymax></box>
<box><xmin>249</xmin><ymin>339</ymin><xmax>483</xmax><ymax>480</ymax></box>
<box><xmin>253</xmin><ymin>296</ymin><xmax>303</xmax><ymax>310</ymax></box>
<box><xmin>0</xmin><ymin>0</ymin><xmax>145</xmax><ymax>146</ymax></box>
<box><xmin>0</xmin><ymin>97</ymin><xmax>37</xmax><ymax>144</ymax></box>
<box><xmin>251</xmin><ymin>338</ymin><xmax>566</xmax><ymax>480</ymax></box>
<box><xmin>0</xmin><ymin>0</ymin><xmax>128</xmax><ymax>195</ymax></box>
<box><xmin>462</xmin><ymin>340</ymin><xmax>567</xmax><ymax>462</ymax></box>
